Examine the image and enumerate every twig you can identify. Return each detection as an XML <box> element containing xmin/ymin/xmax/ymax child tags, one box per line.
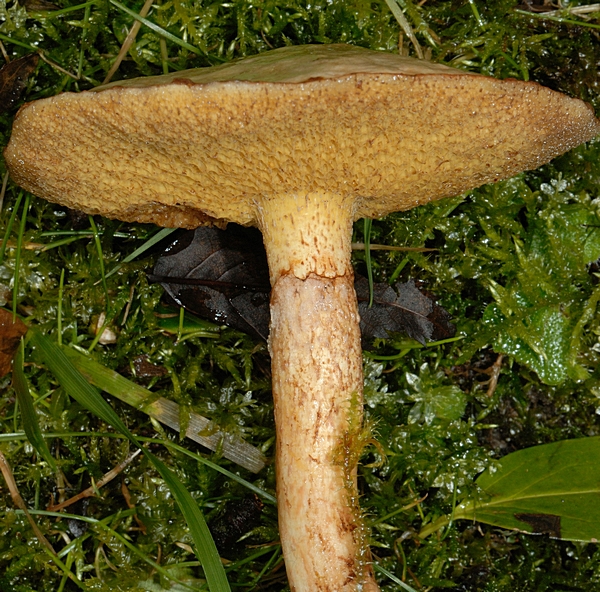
<box><xmin>485</xmin><ymin>354</ymin><xmax>503</xmax><ymax>398</ymax></box>
<box><xmin>38</xmin><ymin>52</ymin><xmax>79</xmax><ymax>79</ymax></box>
<box><xmin>47</xmin><ymin>449</ymin><xmax>142</xmax><ymax>511</ymax></box>
<box><xmin>476</xmin><ymin>353</ymin><xmax>504</xmax><ymax>398</ymax></box>
<box><xmin>103</xmin><ymin>0</ymin><xmax>154</xmax><ymax>84</ymax></box>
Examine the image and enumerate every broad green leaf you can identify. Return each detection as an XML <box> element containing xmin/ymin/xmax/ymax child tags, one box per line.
<box><xmin>30</xmin><ymin>330</ymin><xmax>231</xmax><ymax>592</ymax></box>
<box><xmin>12</xmin><ymin>339</ymin><xmax>57</xmax><ymax>471</ymax></box>
<box><xmin>421</xmin><ymin>437</ymin><xmax>600</xmax><ymax>542</ymax></box>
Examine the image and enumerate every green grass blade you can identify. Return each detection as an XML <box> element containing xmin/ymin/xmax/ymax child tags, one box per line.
<box><xmin>149</xmin><ymin>438</ymin><xmax>275</xmax><ymax>504</ymax></box>
<box><xmin>0</xmin><ymin>191</ymin><xmax>23</xmax><ymax>265</ymax></box>
<box><xmin>108</xmin><ymin>0</ymin><xmax>204</xmax><ymax>55</ymax></box>
<box><xmin>77</xmin><ymin>2</ymin><xmax>92</xmax><ymax>79</ymax></box>
<box><xmin>383</xmin><ymin>0</ymin><xmax>423</xmax><ymax>59</ymax></box>
<box><xmin>88</xmin><ymin>216</ymin><xmax>109</xmax><ymax>309</ymax></box>
<box><xmin>0</xmin><ymin>33</ymin><xmax>42</xmax><ymax>52</ymax></box>
<box><xmin>12</xmin><ymin>194</ymin><xmax>30</xmax><ymax>320</ymax></box>
<box><xmin>39</xmin><ymin>1</ymin><xmax>97</xmax><ymax>18</ymax></box>
<box><xmin>29</xmin><ymin>330</ymin><xmax>231</xmax><ymax>592</ymax></box>
<box><xmin>514</xmin><ymin>9</ymin><xmax>600</xmax><ymax>31</ymax></box>
<box><xmin>62</xmin><ymin>344</ymin><xmax>267</xmax><ymax>473</ymax></box>
<box><xmin>104</xmin><ymin>227</ymin><xmax>176</xmax><ymax>279</ymax></box>
<box><xmin>12</xmin><ymin>340</ymin><xmax>57</xmax><ymax>471</ymax></box>
<box><xmin>148</xmin><ymin>454</ymin><xmax>231</xmax><ymax>591</ymax></box>
<box><xmin>373</xmin><ymin>564</ymin><xmax>419</xmax><ymax>592</ymax></box>
<box><xmin>30</xmin><ymin>330</ymin><xmax>134</xmax><ymax>440</ymax></box>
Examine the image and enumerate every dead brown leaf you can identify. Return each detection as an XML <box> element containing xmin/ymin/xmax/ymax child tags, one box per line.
<box><xmin>0</xmin><ymin>309</ymin><xmax>27</xmax><ymax>377</ymax></box>
<box><xmin>0</xmin><ymin>54</ymin><xmax>39</xmax><ymax>114</ymax></box>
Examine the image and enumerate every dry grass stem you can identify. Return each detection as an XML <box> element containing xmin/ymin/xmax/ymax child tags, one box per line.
<box><xmin>0</xmin><ymin>449</ymin><xmax>57</xmax><ymax>556</ymax></box>
<box><xmin>0</xmin><ymin>41</ymin><xmax>8</xmax><ymax>63</ymax></box>
<box><xmin>38</xmin><ymin>53</ymin><xmax>79</xmax><ymax>79</ymax></box>
<box><xmin>0</xmin><ymin>172</ymin><xmax>8</xmax><ymax>212</ymax></box>
<box><xmin>48</xmin><ymin>448</ymin><xmax>142</xmax><ymax>511</ymax></box>
<box><xmin>121</xmin><ymin>284</ymin><xmax>135</xmax><ymax>326</ymax></box>
<box><xmin>121</xmin><ymin>478</ymin><xmax>147</xmax><ymax>533</ymax></box>
<box><xmin>103</xmin><ymin>0</ymin><xmax>154</xmax><ymax>84</ymax></box>
<box><xmin>384</xmin><ymin>0</ymin><xmax>424</xmax><ymax>59</ymax></box>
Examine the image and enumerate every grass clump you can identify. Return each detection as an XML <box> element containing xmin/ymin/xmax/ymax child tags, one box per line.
<box><xmin>1</xmin><ymin>1</ymin><xmax>600</xmax><ymax>591</ymax></box>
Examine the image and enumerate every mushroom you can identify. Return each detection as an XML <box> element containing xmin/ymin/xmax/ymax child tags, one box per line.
<box><xmin>4</xmin><ymin>44</ymin><xmax>599</xmax><ymax>592</ymax></box>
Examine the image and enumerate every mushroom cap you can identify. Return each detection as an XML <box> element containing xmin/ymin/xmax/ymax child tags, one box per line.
<box><xmin>5</xmin><ymin>44</ymin><xmax>599</xmax><ymax>229</ymax></box>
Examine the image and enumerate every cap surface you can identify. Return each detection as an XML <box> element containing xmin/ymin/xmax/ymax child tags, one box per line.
<box><xmin>5</xmin><ymin>44</ymin><xmax>599</xmax><ymax>228</ymax></box>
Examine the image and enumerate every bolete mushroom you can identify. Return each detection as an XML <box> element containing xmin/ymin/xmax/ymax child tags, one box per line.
<box><xmin>4</xmin><ymin>44</ymin><xmax>599</xmax><ymax>591</ymax></box>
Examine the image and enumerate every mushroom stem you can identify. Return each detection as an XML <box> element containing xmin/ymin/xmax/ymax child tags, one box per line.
<box><xmin>257</xmin><ymin>193</ymin><xmax>379</xmax><ymax>592</ymax></box>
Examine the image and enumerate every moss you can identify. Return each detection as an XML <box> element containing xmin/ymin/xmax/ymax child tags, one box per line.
<box><xmin>1</xmin><ymin>0</ymin><xmax>600</xmax><ymax>590</ymax></box>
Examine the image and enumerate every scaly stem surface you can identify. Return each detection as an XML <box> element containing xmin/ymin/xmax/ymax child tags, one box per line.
<box><xmin>256</xmin><ymin>193</ymin><xmax>379</xmax><ymax>592</ymax></box>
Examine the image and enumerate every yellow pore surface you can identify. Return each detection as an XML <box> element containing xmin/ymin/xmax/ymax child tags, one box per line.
<box><xmin>6</xmin><ymin>70</ymin><xmax>599</xmax><ymax>229</ymax></box>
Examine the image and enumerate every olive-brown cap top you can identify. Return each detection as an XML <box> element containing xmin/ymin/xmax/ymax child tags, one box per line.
<box><xmin>5</xmin><ymin>44</ymin><xmax>599</xmax><ymax>228</ymax></box>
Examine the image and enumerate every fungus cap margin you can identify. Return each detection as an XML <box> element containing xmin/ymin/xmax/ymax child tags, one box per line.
<box><xmin>5</xmin><ymin>44</ymin><xmax>599</xmax><ymax>229</ymax></box>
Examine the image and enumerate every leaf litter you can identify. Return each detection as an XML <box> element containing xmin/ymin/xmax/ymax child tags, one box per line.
<box><xmin>0</xmin><ymin>54</ymin><xmax>39</xmax><ymax>114</ymax></box>
<box><xmin>151</xmin><ymin>225</ymin><xmax>455</xmax><ymax>346</ymax></box>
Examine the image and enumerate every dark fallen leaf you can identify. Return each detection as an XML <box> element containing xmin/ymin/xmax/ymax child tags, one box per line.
<box><xmin>0</xmin><ymin>309</ymin><xmax>28</xmax><ymax>377</ymax></box>
<box><xmin>151</xmin><ymin>226</ymin><xmax>455</xmax><ymax>345</ymax></box>
<box><xmin>150</xmin><ymin>226</ymin><xmax>271</xmax><ymax>341</ymax></box>
<box><xmin>355</xmin><ymin>275</ymin><xmax>454</xmax><ymax>345</ymax></box>
<box><xmin>209</xmin><ymin>494</ymin><xmax>264</xmax><ymax>556</ymax></box>
<box><xmin>514</xmin><ymin>512</ymin><xmax>561</xmax><ymax>538</ymax></box>
<box><xmin>21</xmin><ymin>0</ymin><xmax>60</xmax><ymax>10</ymax></box>
<box><xmin>0</xmin><ymin>54</ymin><xmax>39</xmax><ymax>114</ymax></box>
